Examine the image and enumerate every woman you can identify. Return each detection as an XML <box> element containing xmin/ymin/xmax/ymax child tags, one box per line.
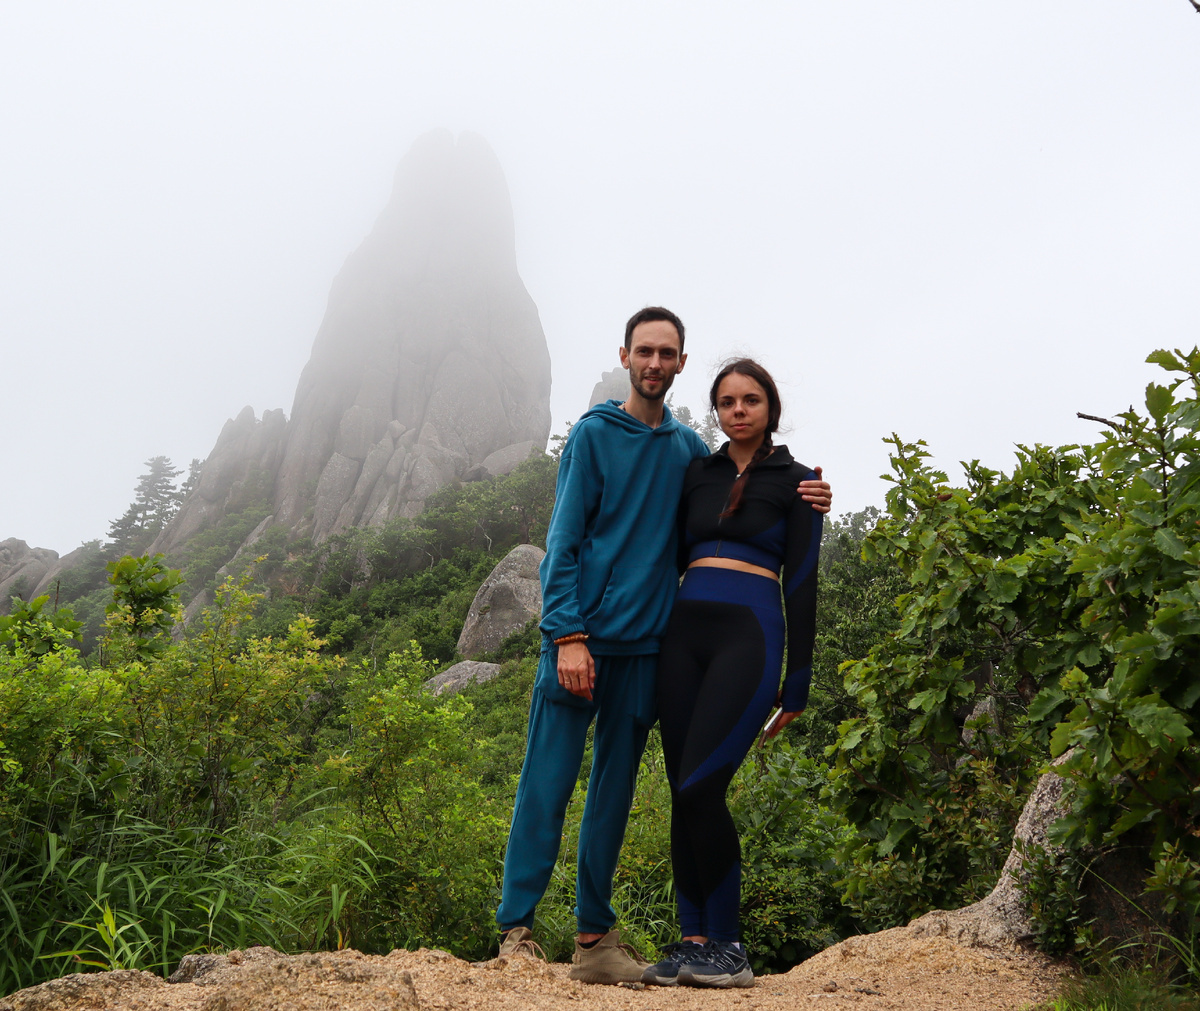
<box><xmin>643</xmin><ymin>358</ymin><xmax>822</xmax><ymax>989</ymax></box>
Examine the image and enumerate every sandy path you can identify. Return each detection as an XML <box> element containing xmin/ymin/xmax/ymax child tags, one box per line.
<box><xmin>1</xmin><ymin>928</ymin><xmax>1067</xmax><ymax>1011</ymax></box>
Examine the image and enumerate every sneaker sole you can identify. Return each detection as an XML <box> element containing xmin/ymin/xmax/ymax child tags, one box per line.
<box><xmin>640</xmin><ymin>970</ymin><xmax>681</xmax><ymax>986</ymax></box>
<box><xmin>682</xmin><ymin>967</ymin><xmax>755</xmax><ymax>988</ymax></box>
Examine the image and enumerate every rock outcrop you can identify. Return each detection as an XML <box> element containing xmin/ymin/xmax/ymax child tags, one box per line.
<box><xmin>0</xmin><ymin>540</ymin><xmax>110</xmax><ymax>611</ymax></box>
<box><xmin>425</xmin><ymin>660</ymin><xmax>502</xmax><ymax>696</ymax></box>
<box><xmin>0</xmin><ymin>936</ymin><xmax>1067</xmax><ymax>1011</ymax></box>
<box><xmin>151</xmin><ymin>408</ymin><xmax>286</xmax><ymax>558</ymax></box>
<box><xmin>145</xmin><ymin>129</ymin><xmax>551</xmax><ymax>563</ymax></box>
<box><xmin>3</xmin><ymin>131</ymin><xmax>552</xmax><ymax>624</ymax></box>
<box><xmin>588</xmin><ymin>367</ymin><xmax>628</xmax><ymax>409</ymax></box>
<box><xmin>0</xmin><ymin>539</ymin><xmax>59</xmax><ymax>607</ymax></box>
<box><xmin>0</xmin><ymin>947</ymin><xmax>420</xmax><ymax>1011</ymax></box>
<box><xmin>271</xmin><ymin>129</ymin><xmax>551</xmax><ymax>543</ymax></box>
<box><xmin>456</xmin><ymin>544</ymin><xmax>544</xmax><ymax>658</ymax></box>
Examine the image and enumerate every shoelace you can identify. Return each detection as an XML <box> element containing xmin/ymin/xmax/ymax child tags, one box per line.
<box><xmin>505</xmin><ymin>937</ymin><xmax>548</xmax><ymax>960</ymax></box>
<box><xmin>697</xmin><ymin>941</ymin><xmax>745</xmax><ymax>970</ymax></box>
<box><xmin>659</xmin><ymin>941</ymin><xmax>702</xmax><ymax>962</ymax></box>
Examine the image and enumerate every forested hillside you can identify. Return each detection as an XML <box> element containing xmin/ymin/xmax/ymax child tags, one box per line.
<box><xmin>3</xmin><ymin>350</ymin><xmax>1199</xmax><ymax>1008</ymax></box>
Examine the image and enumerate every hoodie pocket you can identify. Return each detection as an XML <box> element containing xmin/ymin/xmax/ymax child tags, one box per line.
<box><xmin>587</xmin><ymin>562</ymin><xmax>677</xmax><ymax>642</ymax></box>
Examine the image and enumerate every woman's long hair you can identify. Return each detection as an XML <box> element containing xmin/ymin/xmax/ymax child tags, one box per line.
<box><xmin>710</xmin><ymin>358</ymin><xmax>782</xmax><ymax>518</ymax></box>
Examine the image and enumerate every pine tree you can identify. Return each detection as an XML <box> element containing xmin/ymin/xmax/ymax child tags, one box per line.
<box><xmin>107</xmin><ymin>457</ymin><xmax>184</xmax><ymax>554</ymax></box>
<box><xmin>180</xmin><ymin>458</ymin><xmax>203</xmax><ymax>499</ymax></box>
<box><xmin>135</xmin><ymin>456</ymin><xmax>183</xmax><ymax>531</ymax></box>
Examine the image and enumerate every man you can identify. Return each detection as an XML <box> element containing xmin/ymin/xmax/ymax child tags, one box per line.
<box><xmin>495</xmin><ymin>307</ymin><xmax>832</xmax><ymax>984</ymax></box>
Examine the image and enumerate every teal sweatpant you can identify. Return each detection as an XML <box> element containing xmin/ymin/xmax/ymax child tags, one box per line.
<box><xmin>497</xmin><ymin>648</ymin><xmax>657</xmax><ymax>935</ymax></box>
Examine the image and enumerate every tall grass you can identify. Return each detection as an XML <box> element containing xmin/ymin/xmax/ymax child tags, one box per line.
<box><xmin>0</xmin><ymin>804</ymin><xmax>380</xmax><ymax>994</ymax></box>
<box><xmin>1044</xmin><ymin>965</ymin><xmax>1200</xmax><ymax>1011</ymax></box>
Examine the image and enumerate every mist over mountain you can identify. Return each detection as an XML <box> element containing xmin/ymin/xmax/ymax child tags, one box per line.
<box><xmin>1</xmin><ymin>130</ymin><xmax>553</xmax><ymax>603</ymax></box>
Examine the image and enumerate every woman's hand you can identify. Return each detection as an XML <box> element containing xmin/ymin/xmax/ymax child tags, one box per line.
<box><xmin>558</xmin><ymin>640</ymin><xmax>596</xmax><ymax>701</ymax></box>
<box><xmin>760</xmin><ymin>708</ymin><xmax>804</xmax><ymax>745</ymax></box>
<box><xmin>798</xmin><ymin>465</ymin><xmax>832</xmax><ymax>514</ymax></box>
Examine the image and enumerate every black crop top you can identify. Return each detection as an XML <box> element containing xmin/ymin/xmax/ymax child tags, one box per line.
<box><xmin>677</xmin><ymin>443</ymin><xmax>822</xmax><ymax>711</ymax></box>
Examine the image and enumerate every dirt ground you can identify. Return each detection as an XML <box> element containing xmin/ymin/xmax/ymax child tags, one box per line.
<box><xmin>0</xmin><ymin>925</ymin><xmax>1069</xmax><ymax>1011</ymax></box>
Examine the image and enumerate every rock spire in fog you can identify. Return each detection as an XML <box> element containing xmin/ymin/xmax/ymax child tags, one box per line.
<box><xmin>152</xmin><ymin>130</ymin><xmax>551</xmax><ymax>556</ymax></box>
<box><xmin>273</xmin><ymin>129</ymin><xmax>552</xmax><ymax>541</ymax></box>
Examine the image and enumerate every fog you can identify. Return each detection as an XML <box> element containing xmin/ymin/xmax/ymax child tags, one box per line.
<box><xmin>2</xmin><ymin>1</ymin><xmax>1197</xmax><ymax>553</ymax></box>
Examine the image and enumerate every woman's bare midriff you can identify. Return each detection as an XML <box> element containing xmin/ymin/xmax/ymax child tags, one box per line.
<box><xmin>687</xmin><ymin>557</ymin><xmax>779</xmax><ymax>580</ymax></box>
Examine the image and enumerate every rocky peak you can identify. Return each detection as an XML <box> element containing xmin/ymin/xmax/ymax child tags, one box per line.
<box><xmin>145</xmin><ymin>129</ymin><xmax>552</xmax><ymax>564</ymax></box>
<box><xmin>271</xmin><ymin>128</ymin><xmax>551</xmax><ymax>542</ymax></box>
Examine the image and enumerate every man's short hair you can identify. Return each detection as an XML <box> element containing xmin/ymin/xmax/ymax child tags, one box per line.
<box><xmin>624</xmin><ymin>306</ymin><xmax>685</xmax><ymax>352</ymax></box>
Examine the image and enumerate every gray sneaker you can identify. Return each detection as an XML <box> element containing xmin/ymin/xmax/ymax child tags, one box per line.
<box><xmin>641</xmin><ymin>940</ymin><xmax>706</xmax><ymax>986</ymax></box>
<box><xmin>568</xmin><ymin>929</ymin><xmax>650</xmax><ymax>985</ymax></box>
<box><xmin>498</xmin><ymin>926</ymin><xmax>546</xmax><ymax>960</ymax></box>
<box><xmin>678</xmin><ymin>940</ymin><xmax>755</xmax><ymax>988</ymax></box>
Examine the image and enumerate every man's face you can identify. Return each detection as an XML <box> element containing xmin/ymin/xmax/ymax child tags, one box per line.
<box><xmin>619</xmin><ymin>320</ymin><xmax>687</xmax><ymax>402</ymax></box>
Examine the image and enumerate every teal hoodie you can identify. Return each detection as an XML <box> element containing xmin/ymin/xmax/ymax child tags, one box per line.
<box><xmin>539</xmin><ymin>400</ymin><xmax>709</xmax><ymax>654</ymax></box>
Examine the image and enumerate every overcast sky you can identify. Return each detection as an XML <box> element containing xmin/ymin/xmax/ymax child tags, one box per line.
<box><xmin>2</xmin><ymin>1</ymin><xmax>1197</xmax><ymax>554</ymax></box>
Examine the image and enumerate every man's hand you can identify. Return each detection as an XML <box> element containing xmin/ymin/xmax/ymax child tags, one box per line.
<box><xmin>558</xmin><ymin>640</ymin><xmax>596</xmax><ymax>701</ymax></box>
<box><xmin>798</xmin><ymin>465</ymin><xmax>832</xmax><ymax>514</ymax></box>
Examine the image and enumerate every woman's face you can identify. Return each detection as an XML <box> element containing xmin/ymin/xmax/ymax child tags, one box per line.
<box><xmin>714</xmin><ymin>372</ymin><xmax>770</xmax><ymax>449</ymax></box>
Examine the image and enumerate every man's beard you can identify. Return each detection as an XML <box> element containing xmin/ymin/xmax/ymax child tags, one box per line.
<box><xmin>631</xmin><ymin>370</ymin><xmax>675</xmax><ymax>402</ymax></box>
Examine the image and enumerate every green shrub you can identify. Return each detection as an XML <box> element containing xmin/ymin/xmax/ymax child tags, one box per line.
<box><xmin>334</xmin><ymin>644</ymin><xmax>507</xmax><ymax>959</ymax></box>
<box><xmin>733</xmin><ymin>743</ymin><xmax>854</xmax><ymax>971</ymax></box>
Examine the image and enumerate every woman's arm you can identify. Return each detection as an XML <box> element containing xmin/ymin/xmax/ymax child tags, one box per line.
<box><xmin>779</xmin><ymin>470</ymin><xmax>824</xmax><ymax>713</ymax></box>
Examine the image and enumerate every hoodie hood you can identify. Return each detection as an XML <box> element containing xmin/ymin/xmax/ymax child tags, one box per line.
<box><xmin>578</xmin><ymin>398</ymin><xmax>686</xmax><ymax>437</ymax></box>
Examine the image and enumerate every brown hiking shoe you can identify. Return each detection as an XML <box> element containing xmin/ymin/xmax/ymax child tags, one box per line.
<box><xmin>498</xmin><ymin>926</ymin><xmax>546</xmax><ymax>960</ymax></box>
<box><xmin>568</xmin><ymin>929</ymin><xmax>650</xmax><ymax>985</ymax></box>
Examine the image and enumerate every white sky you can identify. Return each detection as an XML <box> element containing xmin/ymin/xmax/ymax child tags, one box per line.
<box><xmin>2</xmin><ymin>1</ymin><xmax>1197</xmax><ymax>554</ymax></box>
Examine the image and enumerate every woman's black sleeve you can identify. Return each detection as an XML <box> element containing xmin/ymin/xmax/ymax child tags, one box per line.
<box><xmin>675</xmin><ymin>461</ymin><xmax>701</xmax><ymax>575</ymax></box>
<box><xmin>780</xmin><ymin>471</ymin><xmax>823</xmax><ymax>711</ymax></box>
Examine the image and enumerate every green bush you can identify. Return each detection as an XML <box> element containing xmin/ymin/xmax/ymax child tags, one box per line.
<box><xmin>733</xmin><ymin>743</ymin><xmax>854</xmax><ymax>971</ymax></box>
<box><xmin>828</xmin><ymin>348</ymin><xmax>1200</xmax><ymax>945</ymax></box>
<box><xmin>333</xmin><ymin>644</ymin><xmax>507</xmax><ymax>959</ymax></box>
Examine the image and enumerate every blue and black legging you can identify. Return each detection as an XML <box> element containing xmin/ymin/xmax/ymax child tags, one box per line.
<box><xmin>655</xmin><ymin>566</ymin><xmax>785</xmax><ymax>942</ymax></box>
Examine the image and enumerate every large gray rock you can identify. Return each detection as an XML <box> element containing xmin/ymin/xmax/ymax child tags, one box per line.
<box><xmin>27</xmin><ymin>542</ymin><xmax>101</xmax><ymax>604</ymax></box>
<box><xmin>0</xmin><ymin>539</ymin><xmax>59</xmax><ymax>608</ymax></box>
<box><xmin>480</xmin><ymin>441</ymin><xmax>539</xmax><ymax>478</ymax></box>
<box><xmin>457</xmin><ymin>544</ymin><xmax>545</xmax><ymax>658</ymax></box>
<box><xmin>588</xmin><ymin>367</ymin><xmax>629</xmax><ymax>409</ymax></box>
<box><xmin>272</xmin><ymin>129</ymin><xmax>552</xmax><ymax>543</ymax></box>
<box><xmin>426</xmin><ymin>660</ymin><xmax>502</xmax><ymax>696</ymax></box>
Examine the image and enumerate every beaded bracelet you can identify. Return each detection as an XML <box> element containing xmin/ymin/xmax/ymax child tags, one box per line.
<box><xmin>554</xmin><ymin>632</ymin><xmax>590</xmax><ymax>645</ymax></box>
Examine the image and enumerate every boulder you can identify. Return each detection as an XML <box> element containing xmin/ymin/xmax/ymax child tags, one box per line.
<box><xmin>588</xmin><ymin>367</ymin><xmax>628</xmax><ymax>409</ymax></box>
<box><xmin>457</xmin><ymin>544</ymin><xmax>545</xmax><ymax>658</ymax></box>
<box><xmin>0</xmin><ymin>538</ymin><xmax>59</xmax><ymax>608</ymax></box>
<box><xmin>480</xmin><ymin>441</ymin><xmax>539</xmax><ymax>478</ymax></box>
<box><xmin>426</xmin><ymin>660</ymin><xmax>502</xmax><ymax>696</ymax></box>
